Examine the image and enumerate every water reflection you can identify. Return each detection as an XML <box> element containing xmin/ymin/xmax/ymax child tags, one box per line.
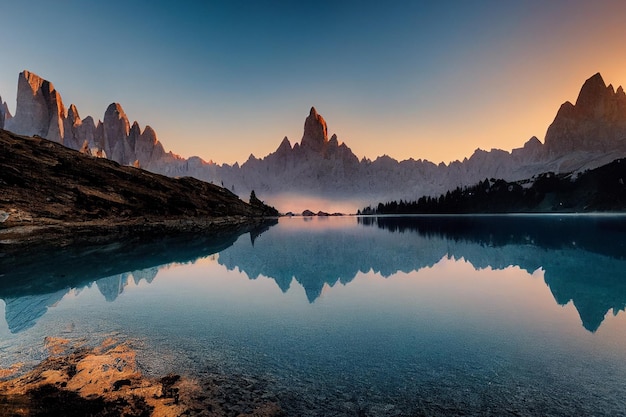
<box><xmin>1</xmin><ymin>215</ymin><xmax>625</xmax><ymax>334</ymax></box>
<box><xmin>364</xmin><ymin>215</ymin><xmax>626</xmax><ymax>332</ymax></box>
<box><xmin>0</xmin><ymin>222</ymin><xmax>274</xmax><ymax>333</ymax></box>
<box><xmin>218</xmin><ymin>215</ymin><xmax>626</xmax><ymax>332</ymax></box>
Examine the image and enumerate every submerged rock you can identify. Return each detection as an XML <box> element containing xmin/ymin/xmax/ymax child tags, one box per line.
<box><xmin>0</xmin><ymin>338</ymin><xmax>285</xmax><ymax>416</ymax></box>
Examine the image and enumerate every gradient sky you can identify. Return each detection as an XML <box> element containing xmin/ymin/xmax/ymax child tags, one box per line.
<box><xmin>1</xmin><ymin>0</ymin><xmax>626</xmax><ymax>165</ymax></box>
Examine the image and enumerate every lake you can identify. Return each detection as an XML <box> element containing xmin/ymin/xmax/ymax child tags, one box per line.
<box><xmin>1</xmin><ymin>215</ymin><xmax>626</xmax><ymax>416</ymax></box>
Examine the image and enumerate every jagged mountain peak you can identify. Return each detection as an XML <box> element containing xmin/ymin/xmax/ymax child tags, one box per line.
<box><xmin>67</xmin><ymin>104</ymin><xmax>80</xmax><ymax>123</ymax></box>
<box><xmin>544</xmin><ymin>72</ymin><xmax>626</xmax><ymax>154</ymax></box>
<box><xmin>553</xmin><ymin>101</ymin><xmax>576</xmax><ymax>119</ymax></box>
<box><xmin>572</xmin><ymin>73</ymin><xmax>626</xmax><ymax>121</ymax></box>
<box><xmin>0</xmin><ymin>95</ymin><xmax>10</xmax><ymax>129</ymax></box>
<box><xmin>20</xmin><ymin>70</ymin><xmax>53</xmax><ymax>96</ymax></box>
<box><xmin>5</xmin><ymin>70</ymin><xmax>66</xmax><ymax>141</ymax></box>
<box><xmin>525</xmin><ymin>136</ymin><xmax>541</xmax><ymax>146</ymax></box>
<box><xmin>142</xmin><ymin>125</ymin><xmax>157</xmax><ymax>140</ymax></box>
<box><xmin>301</xmin><ymin>106</ymin><xmax>328</xmax><ymax>152</ymax></box>
<box><xmin>582</xmin><ymin>72</ymin><xmax>604</xmax><ymax>87</ymax></box>
<box><xmin>575</xmin><ymin>72</ymin><xmax>610</xmax><ymax>114</ymax></box>
<box><xmin>277</xmin><ymin>136</ymin><xmax>292</xmax><ymax>153</ymax></box>
<box><xmin>104</xmin><ymin>102</ymin><xmax>129</xmax><ymax>121</ymax></box>
<box><xmin>103</xmin><ymin>101</ymin><xmax>131</xmax><ymax>158</ymax></box>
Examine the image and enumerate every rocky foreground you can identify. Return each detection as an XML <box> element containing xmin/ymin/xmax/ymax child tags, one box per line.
<box><xmin>0</xmin><ymin>129</ymin><xmax>277</xmax><ymax>245</ymax></box>
<box><xmin>0</xmin><ymin>338</ymin><xmax>284</xmax><ymax>417</ymax></box>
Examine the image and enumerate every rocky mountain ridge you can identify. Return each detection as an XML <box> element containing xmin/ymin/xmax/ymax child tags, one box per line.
<box><xmin>216</xmin><ymin>73</ymin><xmax>626</xmax><ymax>209</ymax></box>
<box><xmin>2</xmin><ymin>71</ymin><xmax>174</xmax><ymax>170</ymax></box>
<box><xmin>2</xmin><ymin>71</ymin><xmax>626</xmax><ymax>211</ymax></box>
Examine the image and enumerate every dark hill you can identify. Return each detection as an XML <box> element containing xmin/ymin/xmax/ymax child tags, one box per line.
<box><xmin>0</xmin><ymin>129</ymin><xmax>276</xmax><ymax>244</ymax></box>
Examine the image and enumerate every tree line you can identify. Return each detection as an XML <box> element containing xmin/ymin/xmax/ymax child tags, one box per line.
<box><xmin>357</xmin><ymin>162</ymin><xmax>626</xmax><ymax>214</ymax></box>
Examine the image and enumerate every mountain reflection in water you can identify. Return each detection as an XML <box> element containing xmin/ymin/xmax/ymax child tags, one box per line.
<box><xmin>1</xmin><ymin>215</ymin><xmax>625</xmax><ymax>334</ymax></box>
<box><xmin>219</xmin><ymin>215</ymin><xmax>626</xmax><ymax>332</ymax></box>
<box><xmin>0</xmin><ymin>222</ymin><xmax>275</xmax><ymax>333</ymax></box>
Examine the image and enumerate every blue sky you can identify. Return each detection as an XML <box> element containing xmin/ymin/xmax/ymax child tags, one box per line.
<box><xmin>2</xmin><ymin>1</ymin><xmax>626</xmax><ymax>164</ymax></box>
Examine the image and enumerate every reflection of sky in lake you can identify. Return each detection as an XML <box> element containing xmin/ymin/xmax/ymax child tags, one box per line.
<box><xmin>1</xmin><ymin>215</ymin><xmax>626</xmax><ymax>415</ymax></box>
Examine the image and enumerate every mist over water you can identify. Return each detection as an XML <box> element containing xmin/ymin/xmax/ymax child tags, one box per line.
<box><xmin>1</xmin><ymin>215</ymin><xmax>625</xmax><ymax>416</ymax></box>
<box><xmin>261</xmin><ymin>193</ymin><xmax>365</xmax><ymax>214</ymax></box>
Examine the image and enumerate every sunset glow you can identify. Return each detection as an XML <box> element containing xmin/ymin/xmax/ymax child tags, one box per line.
<box><xmin>1</xmin><ymin>1</ymin><xmax>626</xmax><ymax>165</ymax></box>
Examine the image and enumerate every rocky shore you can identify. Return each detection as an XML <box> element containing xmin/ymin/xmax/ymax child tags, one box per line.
<box><xmin>0</xmin><ymin>215</ymin><xmax>272</xmax><ymax>247</ymax></box>
<box><xmin>0</xmin><ymin>338</ymin><xmax>284</xmax><ymax>417</ymax></box>
<box><xmin>0</xmin><ymin>128</ymin><xmax>278</xmax><ymax>247</ymax></box>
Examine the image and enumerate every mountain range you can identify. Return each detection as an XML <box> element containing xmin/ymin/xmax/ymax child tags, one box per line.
<box><xmin>2</xmin><ymin>71</ymin><xmax>626</xmax><ymax>211</ymax></box>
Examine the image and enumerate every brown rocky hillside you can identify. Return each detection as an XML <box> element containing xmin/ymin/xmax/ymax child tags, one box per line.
<box><xmin>0</xmin><ymin>129</ymin><xmax>276</xmax><ymax>244</ymax></box>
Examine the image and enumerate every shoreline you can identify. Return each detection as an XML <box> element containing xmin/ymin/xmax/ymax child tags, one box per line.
<box><xmin>0</xmin><ymin>215</ymin><xmax>278</xmax><ymax>247</ymax></box>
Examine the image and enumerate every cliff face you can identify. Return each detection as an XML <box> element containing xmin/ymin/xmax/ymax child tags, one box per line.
<box><xmin>4</xmin><ymin>71</ymin><xmax>66</xmax><ymax>142</ymax></box>
<box><xmin>300</xmin><ymin>107</ymin><xmax>328</xmax><ymax>152</ymax></box>
<box><xmin>2</xmin><ymin>70</ymin><xmax>171</xmax><ymax>169</ymax></box>
<box><xmin>544</xmin><ymin>73</ymin><xmax>626</xmax><ymax>155</ymax></box>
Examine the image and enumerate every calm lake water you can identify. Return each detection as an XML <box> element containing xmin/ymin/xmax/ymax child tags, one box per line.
<box><xmin>1</xmin><ymin>215</ymin><xmax>626</xmax><ymax>416</ymax></box>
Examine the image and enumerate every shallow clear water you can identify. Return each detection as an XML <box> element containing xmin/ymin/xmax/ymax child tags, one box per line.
<box><xmin>1</xmin><ymin>215</ymin><xmax>626</xmax><ymax>415</ymax></box>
